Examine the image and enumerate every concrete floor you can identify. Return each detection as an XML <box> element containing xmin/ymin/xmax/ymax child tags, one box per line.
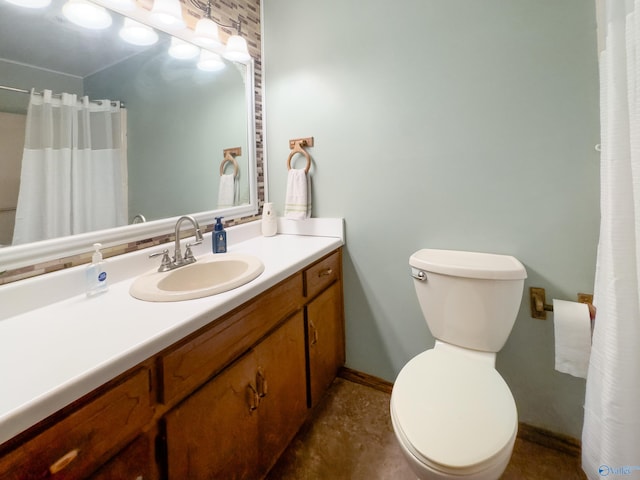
<box><xmin>266</xmin><ymin>378</ymin><xmax>586</xmax><ymax>480</ymax></box>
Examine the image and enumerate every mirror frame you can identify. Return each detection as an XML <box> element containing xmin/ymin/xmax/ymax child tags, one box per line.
<box><xmin>0</xmin><ymin>40</ymin><xmax>258</xmax><ymax>273</ymax></box>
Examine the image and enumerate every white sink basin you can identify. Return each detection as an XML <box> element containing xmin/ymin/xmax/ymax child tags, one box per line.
<box><xmin>130</xmin><ymin>253</ymin><xmax>265</xmax><ymax>302</ymax></box>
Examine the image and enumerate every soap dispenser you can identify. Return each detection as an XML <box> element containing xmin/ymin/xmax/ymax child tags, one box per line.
<box><xmin>213</xmin><ymin>217</ymin><xmax>227</xmax><ymax>253</ymax></box>
<box><xmin>86</xmin><ymin>243</ymin><xmax>108</xmax><ymax>296</ymax></box>
<box><xmin>261</xmin><ymin>202</ymin><xmax>277</xmax><ymax>237</ymax></box>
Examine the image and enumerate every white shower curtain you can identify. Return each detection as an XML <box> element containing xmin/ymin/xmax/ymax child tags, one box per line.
<box><xmin>582</xmin><ymin>1</ymin><xmax>640</xmax><ymax>478</ymax></box>
<box><xmin>12</xmin><ymin>90</ymin><xmax>127</xmax><ymax>245</ymax></box>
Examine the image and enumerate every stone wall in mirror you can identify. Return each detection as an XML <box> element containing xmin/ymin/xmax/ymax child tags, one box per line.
<box><xmin>0</xmin><ymin>0</ymin><xmax>263</xmax><ymax>284</ymax></box>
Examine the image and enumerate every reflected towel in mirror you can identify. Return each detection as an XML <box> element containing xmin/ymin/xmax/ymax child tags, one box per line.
<box><xmin>217</xmin><ymin>174</ymin><xmax>237</xmax><ymax>208</ymax></box>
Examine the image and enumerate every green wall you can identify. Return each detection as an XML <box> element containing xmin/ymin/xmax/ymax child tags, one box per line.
<box><xmin>263</xmin><ymin>0</ymin><xmax>600</xmax><ymax>438</ymax></box>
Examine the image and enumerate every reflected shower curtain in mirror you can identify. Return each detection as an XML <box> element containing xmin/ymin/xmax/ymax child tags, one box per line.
<box><xmin>12</xmin><ymin>90</ymin><xmax>127</xmax><ymax>244</ymax></box>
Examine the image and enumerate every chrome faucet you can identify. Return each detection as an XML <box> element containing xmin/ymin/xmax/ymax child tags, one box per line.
<box><xmin>150</xmin><ymin>215</ymin><xmax>203</xmax><ymax>272</ymax></box>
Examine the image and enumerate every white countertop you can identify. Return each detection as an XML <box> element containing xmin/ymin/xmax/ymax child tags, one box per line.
<box><xmin>0</xmin><ymin>218</ymin><xmax>344</xmax><ymax>445</ymax></box>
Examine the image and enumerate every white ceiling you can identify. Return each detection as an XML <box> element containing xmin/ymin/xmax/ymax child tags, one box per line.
<box><xmin>0</xmin><ymin>0</ymin><xmax>159</xmax><ymax>78</ymax></box>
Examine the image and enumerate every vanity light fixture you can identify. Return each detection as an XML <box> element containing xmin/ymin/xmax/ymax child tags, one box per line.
<box><xmin>223</xmin><ymin>32</ymin><xmax>250</xmax><ymax>62</ymax></box>
<box><xmin>197</xmin><ymin>50</ymin><xmax>224</xmax><ymax>71</ymax></box>
<box><xmin>150</xmin><ymin>0</ymin><xmax>185</xmax><ymax>28</ymax></box>
<box><xmin>62</xmin><ymin>0</ymin><xmax>112</xmax><ymax>29</ymax></box>
<box><xmin>222</xmin><ymin>18</ymin><xmax>250</xmax><ymax>62</ymax></box>
<box><xmin>168</xmin><ymin>37</ymin><xmax>200</xmax><ymax>59</ymax></box>
<box><xmin>5</xmin><ymin>0</ymin><xmax>51</xmax><ymax>9</ymax></box>
<box><xmin>192</xmin><ymin>0</ymin><xmax>221</xmax><ymax>47</ymax></box>
<box><xmin>119</xmin><ymin>17</ymin><xmax>159</xmax><ymax>45</ymax></box>
<box><xmin>188</xmin><ymin>0</ymin><xmax>250</xmax><ymax>61</ymax></box>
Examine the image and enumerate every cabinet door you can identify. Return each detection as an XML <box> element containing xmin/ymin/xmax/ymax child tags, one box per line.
<box><xmin>307</xmin><ymin>282</ymin><xmax>345</xmax><ymax>407</ymax></box>
<box><xmin>165</xmin><ymin>351</ymin><xmax>260</xmax><ymax>480</ymax></box>
<box><xmin>254</xmin><ymin>312</ymin><xmax>307</xmax><ymax>472</ymax></box>
<box><xmin>90</xmin><ymin>433</ymin><xmax>157</xmax><ymax>480</ymax></box>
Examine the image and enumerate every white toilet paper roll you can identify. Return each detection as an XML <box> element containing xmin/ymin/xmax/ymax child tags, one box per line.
<box><xmin>553</xmin><ymin>299</ymin><xmax>592</xmax><ymax>378</ymax></box>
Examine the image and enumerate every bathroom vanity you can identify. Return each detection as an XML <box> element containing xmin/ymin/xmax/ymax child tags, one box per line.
<box><xmin>0</xmin><ymin>220</ymin><xmax>345</xmax><ymax>479</ymax></box>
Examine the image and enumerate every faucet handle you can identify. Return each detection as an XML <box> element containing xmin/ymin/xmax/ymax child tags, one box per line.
<box><xmin>184</xmin><ymin>242</ymin><xmax>200</xmax><ymax>264</ymax></box>
<box><xmin>150</xmin><ymin>249</ymin><xmax>172</xmax><ymax>272</ymax></box>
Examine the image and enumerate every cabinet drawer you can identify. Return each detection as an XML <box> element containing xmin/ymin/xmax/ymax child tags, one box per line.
<box><xmin>161</xmin><ymin>273</ymin><xmax>304</xmax><ymax>405</ymax></box>
<box><xmin>0</xmin><ymin>368</ymin><xmax>153</xmax><ymax>480</ymax></box>
<box><xmin>304</xmin><ymin>250</ymin><xmax>341</xmax><ymax>300</ymax></box>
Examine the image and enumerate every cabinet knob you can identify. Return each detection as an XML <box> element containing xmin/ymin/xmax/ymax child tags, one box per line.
<box><xmin>49</xmin><ymin>448</ymin><xmax>79</xmax><ymax>474</ymax></box>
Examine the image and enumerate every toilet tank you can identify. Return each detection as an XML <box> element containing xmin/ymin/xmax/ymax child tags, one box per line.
<box><xmin>409</xmin><ymin>249</ymin><xmax>527</xmax><ymax>353</ymax></box>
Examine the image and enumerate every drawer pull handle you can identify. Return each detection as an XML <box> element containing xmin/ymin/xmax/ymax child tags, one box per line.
<box><xmin>309</xmin><ymin>320</ymin><xmax>319</xmax><ymax>345</ymax></box>
<box><xmin>256</xmin><ymin>368</ymin><xmax>268</xmax><ymax>398</ymax></box>
<box><xmin>247</xmin><ymin>384</ymin><xmax>260</xmax><ymax>412</ymax></box>
<box><xmin>49</xmin><ymin>448</ymin><xmax>79</xmax><ymax>474</ymax></box>
<box><xmin>318</xmin><ymin>268</ymin><xmax>333</xmax><ymax>277</ymax></box>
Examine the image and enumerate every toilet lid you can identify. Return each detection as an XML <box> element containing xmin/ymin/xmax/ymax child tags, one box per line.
<box><xmin>391</xmin><ymin>348</ymin><xmax>517</xmax><ymax>473</ymax></box>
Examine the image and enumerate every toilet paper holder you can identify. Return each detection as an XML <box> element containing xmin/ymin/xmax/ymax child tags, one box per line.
<box><xmin>530</xmin><ymin>287</ymin><xmax>594</xmax><ymax>320</ymax></box>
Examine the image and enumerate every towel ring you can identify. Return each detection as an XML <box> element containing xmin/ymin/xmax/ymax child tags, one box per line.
<box><xmin>287</xmin><ymin>140</ymin><xmax>311</xmax><ymax>173</ymax></box>
<box><xmin>220</xmin><ymin>151</ymin><xmax>239</xmax><ymax>178</ymax></box>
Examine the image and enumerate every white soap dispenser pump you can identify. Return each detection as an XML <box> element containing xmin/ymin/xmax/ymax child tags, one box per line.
<box><xmin>86</xmin><ymin>243</ymin><xmax>108</xmax><ymax>297</ymax></box>
<box><xmin>261</xmin><ymin>202</ymin><xmax>277</xmax><ymax>237</ymax></box>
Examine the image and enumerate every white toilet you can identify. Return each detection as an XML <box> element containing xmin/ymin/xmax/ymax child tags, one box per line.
<box><xmin>390</xmin><ymin>249</ymin><xmax>527</xmax><ymax>480</ymax></box>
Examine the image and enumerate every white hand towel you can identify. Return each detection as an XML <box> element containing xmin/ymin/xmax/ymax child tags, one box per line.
<box><xmin>217</xmin><ymin>174</ymin><xmax>237</xmax><ymax>208</ymax></box>
<box><xmin>284</xmin><ymin>169</ymin><xmax>312</xmax><ymax>220</ymax></box>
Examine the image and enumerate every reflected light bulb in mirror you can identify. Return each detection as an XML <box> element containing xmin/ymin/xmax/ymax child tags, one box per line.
<box><xmin>5</xmin><ymin>0</ymin><xmax>51</xmax><ymax>9</ymax></box>
<box><xmin>119</xmin><ymin>18</ymin><xmax>159</xmax><ymax>46</ymax></box>
<box><xmin>223</xmin><ymin>35</ymin><xmax>250</xmax><ymax>62</ymax></box>
<box><xmin>62</xmin><ymin>0</ymin><xmax>112</xmax><ymax>29</ymax></box>
<box><xmin>193</xmin><ymin>17</ymin><xmax>222</xmax><ymax>47</ymax></box>
<box><xmin>168</xmin><ymin>37</ymin><xmax>200</xmax><ymax>60</ymax></box>
<box><xmin>197</xmin><ymin>51</ymin><xmax>224</xmax><ymax>71</ymax></box>
<box><xmin>150</xmin><ymin>0</ymin><xmax>185</xmax><ymax>28</ymax></box>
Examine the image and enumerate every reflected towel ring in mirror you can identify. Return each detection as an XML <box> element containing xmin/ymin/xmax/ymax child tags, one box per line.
<box><xmin>220</xmin><ymin>147</ymin><xmax>241</xmax><ymax>178</ymax></box>
<box><xmin>287</xmin><ymin>137</ymin><xmax>314</xmax><ymax>173</ymax></box>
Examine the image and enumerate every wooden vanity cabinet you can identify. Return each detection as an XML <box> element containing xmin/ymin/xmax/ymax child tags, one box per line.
<box><xmin>0</xmin><ymin>248</ymin><xmax>344</xmax><ymax>480</ymax></box>
<box><xmin>159</xmin><ymin>273</ymin><xmax>304</xmax><ymax>407</ymax></box>
<box><xmin>304</xmin><ymin>251</ymin><xmax>345</xmax><ymax>407</ymax></box>
<box><xmin>165</xmin><ymin>348</ymin><xmax>261</xmax><ymax>479</ymax></box>
<box><xmin>255</xmin><ymin>311</ymin><xmax>308</xmax><ymax>470</ymax></box>
<box><xmin>164</xmin><ymin>311</ymin><xmax>307</xmax><ymax>479</ymax></box>
<box><xmin>0</xmin><ymin>366</ymin><xmax>154</xmax><ymax>480</ymax></box>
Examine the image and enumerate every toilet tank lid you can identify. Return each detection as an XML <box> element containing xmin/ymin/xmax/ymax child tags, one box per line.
<box><xmin>410</xmin><ymin>249</ymin><xmax>527</xmax><ymax>280</ymax></box>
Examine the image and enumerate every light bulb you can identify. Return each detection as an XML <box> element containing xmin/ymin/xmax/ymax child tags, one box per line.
<box><xmin>197</xmin><ymin>51</ymin><xmax>224</xmax><ymax>71</ymax></box>
<box><xmin>168</xmin><ymin>37</ymin><xmax>200</xmax><ymax>60</ymax></box>
<box><xmin>223</xmin><ymin>35</ymin><xmax>250</xmax><ymax>62</ymax></box>
<box><xmin>150</xmin><ymin>0</ymin><xmax>185</xmax><ymax>28</ymax></box>
<box><xmin>62</xmin><ymin>0</ymin><xmax>112</xmax><ymax>30</ymax></box>
<box><xmin>193</xmin><ymin>17</ymin><xmax>222</xmax><ymax>47</ymax></box>
<box><xmin>119</xmin><ymin>18</ymin><xmax>159</xmax><ymax>46</ymax></box>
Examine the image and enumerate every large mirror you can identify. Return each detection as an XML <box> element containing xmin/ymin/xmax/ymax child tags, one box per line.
<box><xmin>0</xmin><ymin>0</ymin><xmax>257</xmax><ymax>271</ymax></box>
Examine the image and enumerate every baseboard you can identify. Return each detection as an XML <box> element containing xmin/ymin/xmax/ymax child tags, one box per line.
<box><xmin>339</xmin><ymin>367</ymin><xmax>393</xmax><ymax>394</ymax></box>
<box><xmin>338</xmin><ymin>366</ymin><xmax>582</xmax><ymax>458</ymax></box>
<box><xmin>516</xmin><ymin>422</ymin><xmax>581</xmax><ymax>457</ymax></box>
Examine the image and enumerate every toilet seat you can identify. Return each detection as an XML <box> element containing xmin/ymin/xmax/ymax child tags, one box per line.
<box><xmin>391</xmin><ymin>348</ymin><xmax>517</xmax><ymax>475</ymax></box>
